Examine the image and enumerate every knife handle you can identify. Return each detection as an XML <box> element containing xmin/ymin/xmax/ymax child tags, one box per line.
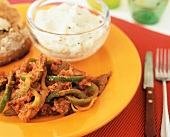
<box><xmin>145</xmin><ymin>87</ymin><xmax>156</xmax><ymax>137</ymax></box>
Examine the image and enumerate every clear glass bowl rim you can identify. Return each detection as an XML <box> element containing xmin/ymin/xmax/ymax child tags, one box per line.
<box><xmin>26</xmin><ymin>0</ymin><xmax>110</xmax><ymax>36</ymax></box>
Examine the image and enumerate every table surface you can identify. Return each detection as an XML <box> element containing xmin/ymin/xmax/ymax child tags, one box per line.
<box><xmin>5</xmin><ymin>0</ymin><xmax>170</xmax><ymax>137</ymax></box>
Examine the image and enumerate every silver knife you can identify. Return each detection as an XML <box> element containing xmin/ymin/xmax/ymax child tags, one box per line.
<box><xmin>143</xmin><ymin>52</ymin><xmax>156</xmax><ymax>137</ymax></box>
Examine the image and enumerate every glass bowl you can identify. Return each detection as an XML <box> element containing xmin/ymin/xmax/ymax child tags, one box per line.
<box><xmin>26</xmin><ymin>0</ymin><xmax>110</xmax><ymax>62</ymax></box>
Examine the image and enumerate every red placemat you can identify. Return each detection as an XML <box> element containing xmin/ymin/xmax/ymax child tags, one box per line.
<box><xmin>7</xmin><ymin>0</ymin><xmax>170</xmax><ymax>136</ymax></box>
<box><xmin>85</xmin><ymin>18</ymin><xmax>170</xmax><ymax>137</ymax></box>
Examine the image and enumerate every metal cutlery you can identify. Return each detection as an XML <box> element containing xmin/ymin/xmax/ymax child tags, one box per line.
<box><xmin>143</xmin><ymin>52</ymin><xmax>156</xmax><ymax>137</ymax></box>
<box><xmin>155</xmin><ymin>48</ymin><xmax>170</xmax><ymax>137</ymax></box>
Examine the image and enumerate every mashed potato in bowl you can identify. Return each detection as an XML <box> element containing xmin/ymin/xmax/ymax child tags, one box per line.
<box><xmin>27</xmin><ymin>1</ymin><xmax>110</xmax><ymax>61</ymax></box>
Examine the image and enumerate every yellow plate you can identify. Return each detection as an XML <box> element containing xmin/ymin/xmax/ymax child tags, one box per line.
<box><xmin>0</xmin><ymin>4</ymin><xmax>141</xmax><ymax>137</ymax></box>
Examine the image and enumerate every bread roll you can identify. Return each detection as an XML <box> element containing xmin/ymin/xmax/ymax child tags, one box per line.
<box><xmin>0</xmin><ymin>0</ymin><xmax>31</xmax><ymax>66</ymax></box>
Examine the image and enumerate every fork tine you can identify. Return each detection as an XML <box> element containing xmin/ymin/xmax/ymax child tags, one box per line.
<box><xmin>163</xmin><ymin>49</ymin><xmax>166</xmax><ymax>73</ymax></box>
<box><xmin>160</xmin><ymin>49</ymin><xmax>163</xmax><ymax>73</ymax></box>
<box><xmin>156</xmin><ymin>48</ymin><xmax>159</xmax><ymax>75</ymax></box>
<box><xmin>168</xmin><ymin>49</ymin><xmax>170</xmax><ymax>74</ymax></box>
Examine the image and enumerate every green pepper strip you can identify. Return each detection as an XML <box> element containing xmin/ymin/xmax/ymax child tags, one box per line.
<box><xmin>20</xmin><ymin>73</ymin><xmax>33</xmax><ymax>81</ymax></box>
<box><xmin>30</xmin><ymin>88</ymin><xmax>41</xmax><ymax>109</ymax></box>
<box><xmin>65</xmin><ymin>83</ymin><xmax>99</xmax><ymax>106</ymax></box>
<box><xmin>46</xmin><ymin>89</ymin><xmax>87</xmax><ymax>103</ymax></box>
<box><xmin>20</xmin><ymin>58</ymin><xmax>37</xmax><ymax>73</ymax></box>
<box><xmin>3</xmin><ymin>107</ymin><xmax>16</xmax><ymax>116</ymax></box>
<box><xmin>29</xmin><ymin>58</ymin><xmax>37</xmax><ymax>62</ymax></box>
<box><xmin>12</xmin><ymin>74</ymin><xmax>31</xmax><ymax>99</ymax></box>
<box><xmin>19</xmin><ymin>58</ymin><xmax>37</xmax><ymax>81</ymax></box>
<box><xmin>0</xmin><ymin>71</ymin><xmax>14</xmax><ymax>112</ymax></box>
<box><xmin>47</xmin><ymin>76</ymin><xmax>86</xmax><ymax>82</ymax></box>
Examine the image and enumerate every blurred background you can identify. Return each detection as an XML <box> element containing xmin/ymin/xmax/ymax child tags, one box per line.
<box><xmin>9</xmin><ymin>0</ymin><xmax>170</xmax><ymax>36</ymax></box>
<box><xmin>110</xmin><ymin>0</ymin><xmax>170</xmax><ymax>36</ymax></box>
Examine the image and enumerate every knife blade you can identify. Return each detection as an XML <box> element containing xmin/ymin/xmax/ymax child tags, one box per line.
<box><xmin>143</xmin><ymin>52</ymin><xmax>156</xmax><ymax>137</ymax></box>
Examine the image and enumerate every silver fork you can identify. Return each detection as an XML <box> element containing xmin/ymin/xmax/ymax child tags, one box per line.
<box><xmin>155</xmin><ymin>48</ymin><xmax>170</xmax><ymax>137</ymax></box>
